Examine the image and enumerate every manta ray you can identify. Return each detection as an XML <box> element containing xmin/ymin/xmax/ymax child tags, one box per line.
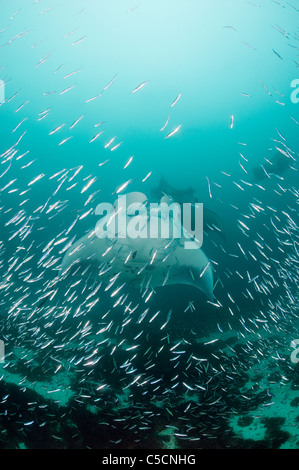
<box><xmin>58</xmin><ymin>192</ymin><xmax>214</xmax><ymax>301</ymax></box>
<box><xmin>151</xmin><ymin>177</ymin><xmax>197</xmax><ymax>204</ymax></box>
<box><xmin>151</xmin><ymin>177</ymin><xmax>226</xmax><ymax>240</ymax></box>
<box><xmin>252</xmin><ymin>149</ymin><xmax>295</xmax><ymax>182</ymax></box>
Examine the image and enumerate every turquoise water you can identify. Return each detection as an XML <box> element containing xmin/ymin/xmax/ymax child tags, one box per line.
<box><xmin>0</xmin><ymin>0</ymin><xmax>298</xmax><ymax>449</ymax></box>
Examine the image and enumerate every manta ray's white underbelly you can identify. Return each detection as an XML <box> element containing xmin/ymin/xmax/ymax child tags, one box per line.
<box><xmin>60</xmin><ymin>231</ymin><xmax>214</xmax><ymax>300</ymax></box>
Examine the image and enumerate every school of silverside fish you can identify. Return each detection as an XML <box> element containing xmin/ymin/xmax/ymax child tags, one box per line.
<box><xmin>0</xmin><ymin>1</ymin><xmax>298</xmax><ymax>450</ymax></box>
